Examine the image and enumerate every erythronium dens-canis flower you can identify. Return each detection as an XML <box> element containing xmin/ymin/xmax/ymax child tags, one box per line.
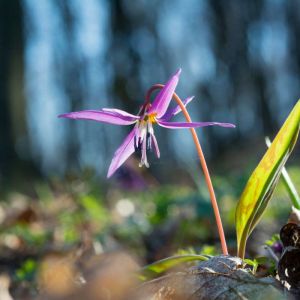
<box><xmin>59</xmin><ymin>69</ymin><xmax>235</xmax><ymax>178</ymax></box>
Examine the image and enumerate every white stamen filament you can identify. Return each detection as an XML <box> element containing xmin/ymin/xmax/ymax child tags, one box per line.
<box><xmin>136</xmin><ymin>116</ymin><xmax>158</xmax><ymax>168</ymax></box>
<box><xmin>151</xmin><ymin>132</ymin><xmax>160</xmax><ymax>158</ymax></box>
<box><xmin>148</xmin><ymin>121</ymin><xmax>154</xmax><ymax>135</ymax></box>
<box><xmin>147</xmin><ymin>122</ymin><xmax>154</xmax><ymax>149</ymax></box>
<box><xmin>139</xmin><ymin>134</ymin><xmax>149</xmax><ymax>168</ymax></box>
<box><xmin>137</xmin><ymin>121</ymin><xmax>149</xmax><ymax>168</ymax></box>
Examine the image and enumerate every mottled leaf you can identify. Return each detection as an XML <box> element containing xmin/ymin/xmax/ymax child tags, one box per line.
<box><xmin>236</xmin><ymin>100</ymin><xmax>300</xmax><ymax>259</ymax></box>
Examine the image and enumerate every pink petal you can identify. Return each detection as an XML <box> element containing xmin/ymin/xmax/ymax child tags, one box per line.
<box><xmin>59</xmin><ymin>110</ymin><xmax>139</xmax><ymax>125</ymax></box>
<box><xmin>160</xmin><ymin>96</ymin><xmax>194</xmax><ymax>121</ymax></box>
<box><xmin>157</xmin><ymin>120</ymin><xmax>236</xmax><ymax>129</ymax></box>
<box><xmin>148</xmin><ymin>69</ymin><xmax>181</xmax><ymax>118</ymax></box>
<box><xmin>107</xmin><ymin>127</ymin><xmax>137</xmax><ymax>178</ymax></box>
<box><xmin>102</xmin><ymin>108</ymin><xmax>141</xmax><ymax>119</ymax></box>
<box><xmin>171</xmin><ymin>96</ymin><xmax>194</xmax><ymax>116</ymax></box>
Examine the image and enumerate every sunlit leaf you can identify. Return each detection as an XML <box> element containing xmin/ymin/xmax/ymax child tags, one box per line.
<box><xmin>266</xmin><ymin>137</ymin><xmax>300</xmax><ymax>209</ymax></box>
<box><xmin>140</xmin><ymin>254</ymin><xmax>208</xmax><ymax>280</ymax></box>
<box><xmin>243</xmin><ymin>258</ymin><xmax>259</xmax><ymax>274</ymax></box>
<box><xmin>236</xmin><ymin>100</ymin><xmax>300</xmax><ymax>259</ymax></box>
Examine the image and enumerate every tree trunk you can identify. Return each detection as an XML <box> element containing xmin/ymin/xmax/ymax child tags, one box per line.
<box><xmin>0</xmin><ymin>0</ymin><xmax>34</xmax><ymax>185</ymax></box>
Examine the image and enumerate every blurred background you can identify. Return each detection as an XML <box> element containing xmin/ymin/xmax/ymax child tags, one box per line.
<box><xmin>0</xmin><ymin>0</ymin><xmax>300</xmax><ymax>298</ymax></box>
<box><xmin>2</xmin><ymin>0</ymin><xmax>300</xmax><ymax>180</ymax></box>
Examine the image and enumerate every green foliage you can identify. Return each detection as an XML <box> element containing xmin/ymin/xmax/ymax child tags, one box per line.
<box><xmin>15</xmin><ymin>259</ymin><xmax>37</xmax><ymax>281</ymax></box>
<box><xmin>265</xmin><ymin>234</ymin><xmax>280</xmax><ymax>247</ymax></box>
<box><xmin>200</xmin><ymin>245</ymin><xmax>218</xmax><ymax>256</ymax></box>
<box><xmin>244</xmin><ymin>256</ymin><xmax>276</xmax><ymax>276</ymax></box>
<box><xmin>79</xmin><ymin>195</ymin><xmax>109</xmax><ymax>223</ymax></box>
<box><xmin>175</xmin><ymin>245</ymin><xmax>216</xmax><ymax>257</ymax></box>
<box><xmin>236</xmin><ymin>100</ymin><xmax>300</xmax><ymax>259</ymax></box>
<box><xmin>7</xmin><ymin>224</ymin><xmax>49</xmax><ymax>247</ymax></box>
<box><xmin>140</xmin><ymin>254</ymin><xmax>208</xmax><ymax>280</ymax></box>
<box><xmin>243</xmin><ymin>258</ymin><xmax>259</xmax><ymax>274</ymax></box>
<box><xmin>175</xmin><ymin>247</ymin><xmax>198</xmax><ymax>255</ymax></box>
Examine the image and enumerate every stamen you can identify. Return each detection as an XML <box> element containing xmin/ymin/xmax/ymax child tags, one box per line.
<box><xmin>146</xmin><ymin>132</ymin><xmax>151</xmax><ymax>149</ymax></box>
<box><xmin>134</xmin><ymin>136</ymin><xmax>138</xmax><ymax>151</ymax></box>
<box><xmin>139</xmin><ymin>137</ymin><xmax>149</xmax><ymax>168</ymax></box>
<box><xmin>147</xmin><ymin>121</ymin><xmax>154</xmax><ymax>150</ymax></box>
<box><xmin>148</xmin><ymin>121</ymin><xmax>154</xmax><ymax>135</ymax></box>
<box><xmin>151</xmin><ymin>133</ymin><xmax>160</xmax><ymax>158</ymax></box>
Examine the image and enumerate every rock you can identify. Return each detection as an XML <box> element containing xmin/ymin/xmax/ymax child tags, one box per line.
<box><xmin>133</xmin><ymin>255</ymin><xmax>285</xmax><ymax>300</ymax></box>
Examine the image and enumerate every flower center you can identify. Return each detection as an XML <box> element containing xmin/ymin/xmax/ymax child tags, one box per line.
<box><xmin>143</xmin><ymin>113</ymin><xmax>157</xmax><ymax>124</ymax></box>
<box><xmin>135</xmin><ymin>113</ymin><xmax>158</xmax><ymax>169</ymax></box>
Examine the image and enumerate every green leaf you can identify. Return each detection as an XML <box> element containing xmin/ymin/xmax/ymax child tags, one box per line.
<box><xmin>244</xmin><ymin>258</ymin><xmax>258</xmax><ymax>274</ymax></box>
<box><xmin>236</xmin><ymin>100</ymin><xmax>300</xmax><ymax>259</ymax></box>
<box><xmin>266</xmin><ymin>137</ymin><xmax>300</xmax><ymax>209</ymax></box>
<box><xmin>140</xmin><ymin>254</ymin><xmax>208</xmax><ymax>280</ymax></box>
<box><xmin>265</xmin><ymin>233</ymin><xmax>280</xmax><ymax>247</ymax></box>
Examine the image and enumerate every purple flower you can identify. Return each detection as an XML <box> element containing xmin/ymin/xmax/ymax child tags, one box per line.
<box><xmin>59</xmin><ymin>69</ymin><xmax>235</xmax><ymax>178</ymax></box>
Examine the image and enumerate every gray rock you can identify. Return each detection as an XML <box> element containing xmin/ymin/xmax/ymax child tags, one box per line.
<box><xmin>133</xmin><ymin>255</ymin><xmax>285</xmax><ymax>300</ymax></box>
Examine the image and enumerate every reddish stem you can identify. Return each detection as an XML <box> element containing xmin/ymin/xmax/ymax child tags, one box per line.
<box><xmin>145</xmin><ymin>84</ymin><xmax>228</xmax><ymax>255</ymax></box>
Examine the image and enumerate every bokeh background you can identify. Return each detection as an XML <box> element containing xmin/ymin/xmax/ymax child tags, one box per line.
<box><xmin>0</xmin><ymin>1</ymin><xmax>300</xmax><ymax>298</ymax></box>
<box><xmin>2</xmin><ymin>0</ymin><xmax>300</xmax><ymax>180</ymax></box>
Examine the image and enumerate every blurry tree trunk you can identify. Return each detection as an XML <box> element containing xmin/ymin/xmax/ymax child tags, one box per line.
<box><xmin>109</xmin><ymin>0</ymin><xmax>143</xmax><ymax>110</ymax></box>
<box><xmin>210</xmin><ymin>0</ymin><xmax>275</xmax><ymax>139</ymax></box>
<box><xmin>287</xmin><ymin>1</ymin><xmax>300</xmax><ymax>87</ymax></box>
<box><xmin>0</xmin><ymin>0</ymin><xmax>29</xmax><ymax>183</ymax></box>
<box><xmin>254</xmin><ymin>71</ymin><xmax>276</xmax><ymax>133</ymax></box>
<box><xmin>58</xmin><ymin>0</ymin><xmax>82</xmax><ymax>169</ymax></box>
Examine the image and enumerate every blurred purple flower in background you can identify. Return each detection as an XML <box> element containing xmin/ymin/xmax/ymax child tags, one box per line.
<box><xmin>59</xmin><ymin>69</ymin><xmax>235</xmax><ymax>177</ymax></box>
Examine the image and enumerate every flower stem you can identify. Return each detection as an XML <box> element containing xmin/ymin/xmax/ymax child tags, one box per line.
<box><xmin>145</xmin><ymin>85</ymin><xmax>228</xmax><ymax>255</ymax></box>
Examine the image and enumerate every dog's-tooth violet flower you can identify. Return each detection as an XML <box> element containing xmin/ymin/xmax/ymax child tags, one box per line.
<box><xmin>59</xmin><ymin>69</ymin><xmax>235</xmax><ymax>178</ymax></box>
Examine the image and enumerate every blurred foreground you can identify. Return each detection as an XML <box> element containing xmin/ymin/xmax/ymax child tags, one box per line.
<box><xmin>0</xmin><ymin>164</ymin><xmax>299</xmax><ymax>299</ymax></box>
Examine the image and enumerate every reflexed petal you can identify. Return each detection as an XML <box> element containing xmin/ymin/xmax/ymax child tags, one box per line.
<box><xmin>102</xmin><ymin>108</ymin><xmax>140</xmax><ymax>119</ymax></box>
<box><xmin>171</xmin><ymin>96</ymin><xmax>194</xmax><ymax>116</ymax></box>
<box><xmin>148</xmin><ymin>69</ymin><xmax>181</xmax><ymax>118</ymax></box>
<box><xmin>59</xmin><ymin>110</ymin><xmax>139</xmax><ymax>125</ymax></box>
<box><xmin>107</xmin><ymin>127</ymin><xmax>137</xmax><ymax>178</ymax></box>
<box><xmin>160</xmin><ymin>96</ymin><xmax>194</xmax><ymax>121</ymax></box>
<box><xmin>157</xmin><ymin>120</ymin><xmax>236</xmax><ymax>129</ymax></box>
